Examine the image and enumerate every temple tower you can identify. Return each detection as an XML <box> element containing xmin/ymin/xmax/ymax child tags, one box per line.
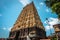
<box><xmin>8</xmin><ymin>2</ymin><xmax>46</xmax><ymax>40</ymax></box>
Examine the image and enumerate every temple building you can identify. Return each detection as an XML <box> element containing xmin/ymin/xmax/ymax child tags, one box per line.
<box><xmin>53</xmin><ymin>24</ymin><xmax>60</xmax><ymax>40</ymax></box>
<box><xmin>8</xmin><ymin>2</ymin><xmax>46</xmax><ymax>40</ymax></box>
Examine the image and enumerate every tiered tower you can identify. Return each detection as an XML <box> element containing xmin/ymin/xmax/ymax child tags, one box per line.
<box><xmin>8</xmin><ymin>2</ymin><xmax>46</xmax><ymax>40</ymax></box>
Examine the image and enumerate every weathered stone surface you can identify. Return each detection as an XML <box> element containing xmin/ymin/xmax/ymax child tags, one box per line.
<box><xmin>8</xmin><ymin>2</ymin><xmax>46</xmax><ymax>40</ymax></box>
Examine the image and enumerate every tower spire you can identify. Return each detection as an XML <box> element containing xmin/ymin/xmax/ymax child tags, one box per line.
<box><xmin>11</xmin><ymin>2</ymin><xmax>44</xmax><ymax>31</ymax></box>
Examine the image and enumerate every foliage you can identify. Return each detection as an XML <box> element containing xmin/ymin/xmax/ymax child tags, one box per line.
<box><xmin>45</xmin><ymin>0</ymin><xmax>60</xmax><ymax>18</ymax></box>
<box><xmin>51</xmin><ymin>37</ymin><xmax>57</xmax><ymax>40</ymax></box>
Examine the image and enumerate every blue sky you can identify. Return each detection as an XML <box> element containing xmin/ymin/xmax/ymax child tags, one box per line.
<box><xmin>0</xmin><ymin>0</ymin><xmax>59</xmax><ymax>38</ymax></box>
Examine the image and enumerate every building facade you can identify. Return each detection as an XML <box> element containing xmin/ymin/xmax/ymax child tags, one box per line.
<box><xmin>53</xmin><ymin>24</ymin><xmax>60</xmax><ymax>40</ymax></box>
<box><xmin>8</xmin><ymin>2</ymin><xmax>46</xmax><ymax>40</ymax></box>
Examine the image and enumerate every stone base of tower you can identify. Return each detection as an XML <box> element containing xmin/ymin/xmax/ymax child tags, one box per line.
<box><xmin>8</xmin><ymin>27</ymin><xmax>46</xmax><ymax>40</ymax></box>
<box><xmin>18</xmin><ymin>37</ymin><xmax>41</xmax><ymax>40</ymax></box>
<box><xmin>7</xmin><ymin>37</ymin><xmax>46</xmax><ymax>40</ymax></box>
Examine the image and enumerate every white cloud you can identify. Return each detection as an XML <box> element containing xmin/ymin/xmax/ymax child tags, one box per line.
<box><xmin>2</xmin><ymin>27</ymin><xmax>12</xmax><ymax>31</ymax></box>
<box><xmin>39</xmin><ymin>2</ymin><xmax>44</xmax><ymax>6</ymax></box>
<box><xmin>19</xmin><ymin>0</ymin><xmax>31</xmax><ymax>6</ymax></box>
<box><xmin>44</xmin><ymin>17</ymin><xmax>60</xmax><ymax>30</ymax></box>
<box><xmin>8</xmin><ymin>27</ymin><xmax>12</xmax><ymax>31</ymax></box>
<box><xmin>0</xmin><ymin>14</ymin><xmax>2</xmax><ymax>16</ymax></box>
<box><xmin>44</xmin><ymin>17</ymin><xmax>60</xmax><ymax>25</ymax></box>
<box><xmin>2</xmin><ymin>27</ymin><xmax>6</xmax><ymax>30</ymax></box>
<box><xmin>46</xmin><ymin>9</ymin><xmax>49</xmax><ymax>12</ymax></box>
<box><xmin>38</xmin><ymin>2</ymin><xmax>44</xmax><ymax>9</ymax></box>
<box><xmin>45</xmin><ymin>25</ymin><xmax>53</xmax><ymax>30</ymax></box>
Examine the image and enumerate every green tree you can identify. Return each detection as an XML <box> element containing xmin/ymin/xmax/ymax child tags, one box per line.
<box><xmin>51</xmin><ymin>37</ymin><xmax>57</xmax><ymax>40</ymax></box>
<box><xmin>45</xmin><ymin>0</ymin><xmax>60</xmax><ymax>18</ymax></box>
